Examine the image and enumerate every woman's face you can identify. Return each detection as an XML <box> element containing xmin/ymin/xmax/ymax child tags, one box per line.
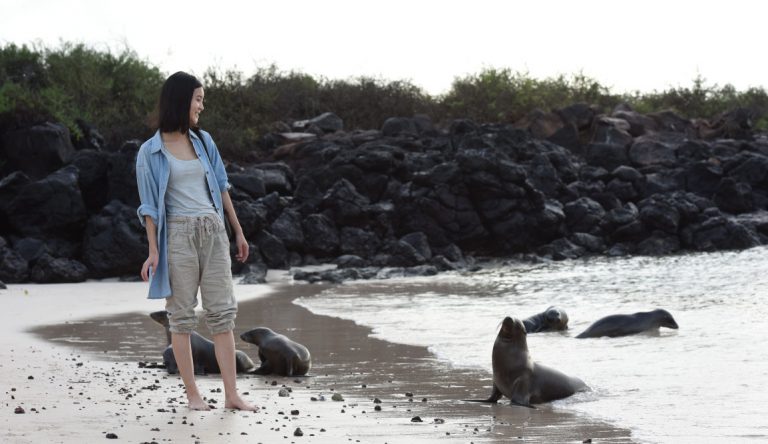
<box><xmin>189</xmin><ymin>87</ymin><xmax>204</xmax><ymax>127</ymax></box>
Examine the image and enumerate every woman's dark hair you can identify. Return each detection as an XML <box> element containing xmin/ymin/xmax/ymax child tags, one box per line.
<box><xmin>152</xmin><ymin>71</ymin><xmax>203</xmax><ymax>133</ymax></box>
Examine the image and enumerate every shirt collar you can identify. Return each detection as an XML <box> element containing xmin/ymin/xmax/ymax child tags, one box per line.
<box><xmin>148</xmin><ymin>130</ymin><xmax>163</xmax><ymax>153</ymax></box>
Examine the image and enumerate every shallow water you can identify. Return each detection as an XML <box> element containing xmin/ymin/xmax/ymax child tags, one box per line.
<box><xmin>296</xmin><ymin>247</ymin><xmax>768</xmax><ymax>443</ymax></box>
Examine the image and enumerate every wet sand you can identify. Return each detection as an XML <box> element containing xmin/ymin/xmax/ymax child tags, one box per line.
<box><xmin>2</xmin><ymin>277</ymin><xmax>636</xmax><ymax>443</ymax></box>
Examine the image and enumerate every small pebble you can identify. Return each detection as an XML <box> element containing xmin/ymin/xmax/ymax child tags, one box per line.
<box><xmin>374</xmin><ymin>405</ymin><xmax>381</xmax><ymax>411</ymax></box>
<box><xmin>291</xmin><ymin>410</ymin><xmax>299</xmax><ymax>415</ymax></box>
<box><xmin>331</xmin><ymin>393</ymin><xmax>344</xmax><ymax>401</ymax></box>
<box><xmin>294</xmin><ymin>428</ymin><xmax>304</xmax><ymax>437</ymax></box>
<box><xmin>105</xmin><ymin>433</ymin><xmax>118</xmax><ymax>439</ymax></box>
<box><xmin>411</xmin><ymin>416</ymin><xmax>423</xmax><ymax>423</ymax></box>
<box><xmin>583</xmin><ymin>440</ymin><xmax>592</xmax><ymax>444</ymax></box>
<box><xmin>434</xmin><ymin>418</ymin><xmax>445</xmax><ymax>424</ymax></box>
<box><xmin>14</xmin><ymin>407</ymin><xmax>24</xmax><ymax>414</ymax></box>
<box><xmin>278</xmin><ymin>388</ymin><xmax>290</xmax><ymax>397</ymax></box>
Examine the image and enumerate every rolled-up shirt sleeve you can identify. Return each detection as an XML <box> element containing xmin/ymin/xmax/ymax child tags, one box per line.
<box><xmin>205</xmin><ymin>133</ymin><xmax>231</xmax><ymax>192</ymax></box>
<box><xmin>135</xmin><ymin>147</ymin><xmax>159</xmax><ymax>227</ymax></box>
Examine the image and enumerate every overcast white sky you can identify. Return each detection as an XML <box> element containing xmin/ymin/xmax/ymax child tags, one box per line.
<box><xmin>1</xmin><ymin>0</ymin><xmax>766</xmax><ymax>95</ymax></box>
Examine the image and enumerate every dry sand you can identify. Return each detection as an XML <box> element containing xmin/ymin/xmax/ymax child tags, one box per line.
<box><xmin>1</xmin><ymin>273</ymin><xmax>636</xmax><ymax>443</ymax></box>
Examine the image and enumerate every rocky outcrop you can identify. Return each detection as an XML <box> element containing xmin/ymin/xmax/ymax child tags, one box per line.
<box><xmin>1</xmin><ymin>105</ymin><xmax>767</xmax><ymax>284</ymax></box>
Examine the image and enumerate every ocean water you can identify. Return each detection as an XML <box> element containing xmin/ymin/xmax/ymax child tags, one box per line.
<box><xmin>295</xmin><ymin>247</ymin><xmax>768</xmax><ymax>443</ymax></box>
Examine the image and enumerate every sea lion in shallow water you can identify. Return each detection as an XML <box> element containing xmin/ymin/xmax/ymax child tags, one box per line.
<box><xmin>149</xmin><ymin>311</ymin><xmax>255</xmax><ymax>374</ymax></box>
<box><xmin>473</xmin><ymin>316</ymin><xmax>587</xmax><ymax>406</ymax></box>
<box><xmin>522</xmin><ymin>306</ymin><xmax>569</xmax><ymax>333</ymax></box>
<box><xmin>576</xmin><ymin>308</ymin><xmax>679</xmax><ymax>339</ymax></box>
<box><xmin>240</xmin><ymin>327</ymin><xmax>311</xmax><ymax>376</ymax></box>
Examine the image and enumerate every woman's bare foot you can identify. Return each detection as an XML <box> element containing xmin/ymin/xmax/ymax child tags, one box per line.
<box><xmin>187</xmin><ymin>394</ymin><xmax>211</xmax><ymax>411</ymax></box>
<box><xmin>225</xmin><ymin>395</ymin><xmax>259</xmax><ymax>411</ymax></box>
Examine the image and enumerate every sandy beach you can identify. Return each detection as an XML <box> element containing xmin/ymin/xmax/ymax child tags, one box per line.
<box><xmin>1</xmin><ymin>273</ymin><xmax>636</xmax><ymax>443</ymax></box>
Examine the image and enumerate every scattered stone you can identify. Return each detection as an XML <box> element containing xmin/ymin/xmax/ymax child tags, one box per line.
<box><xmin>331</xmin><ymin>393</ymin><xmax>344</xmax><ymax>401</ymax></box>
<box><xmin>105</xmin><ymin>432</ymin><xmax>118</xmax><ymax>439</ymax></box>
<box><xmin>373</xmin><ymin>398</ymin><xmax>382</xmax><ymax>404</ymax></box>
<box><xmin>294</xmin><ymin>427</ymin><xmax>304</xmax><ymax>437</ymax></box>
<box><xmin>405</xmin><ymin>392</ymin><xmax>413</xmax><ymax>397</ymax></box>
<box><xmin>411</xmin><ymin>416</ymin><xmax>423</xmax><ymax>423</ymax></box>
<box><xmin>290</xmin><ymin>410</ymin><xmax>299</xmax><ymax>415</ymax></box>
<box><xmin>278</xmin><ymin>388</ymin><xmax>290</xmax><ymax>397</ymax></box>
<box><xmin>374</xmin><ymin>405</ymin><xmax>381</xmax><ymax>411</ymax></box>
<box><xmin>583</xmin><ymin>440</ymin><xmax>592</xmax><ymax>443</ymax></box>
<box><xmin>434</xmin><ymin>418</ymin><xmax>445</xmax><ymax>424</ymax></box>
<box><xmin>14</xmin><ymin>407</ymin><xmax>24</xmax><ymax>414</ymax></box>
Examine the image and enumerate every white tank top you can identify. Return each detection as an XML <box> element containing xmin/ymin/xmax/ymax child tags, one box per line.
<box><xmin>163</xmin><ymin>149</ymin><xmax>218</xmax><ymax>217</ymax></box>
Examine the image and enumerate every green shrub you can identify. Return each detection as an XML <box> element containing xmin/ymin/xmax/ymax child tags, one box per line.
<box><xmin>0</xmin><ymin>42</ymin><xmax>163</xmax><ymax>145</ymax></box>
<box><xmin>440</xmin><ymin>68</ymin><xmax>619</xmax><ymax>122</ymax></box>
<box><xmin>3</xmin><ymin>42</ymin><xmax>768</xmax><ymax>158</ymax></box>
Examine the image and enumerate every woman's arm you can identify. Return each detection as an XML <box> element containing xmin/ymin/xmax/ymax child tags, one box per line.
<box><xmin>222</xmin><ymin>190</ymin><xmax>249</xmax><ymax>263</ymax></box>
<box><xmin>141</xmin><ymin>215</ymin><xmax>159</xmax><ymax>281</ymax></box>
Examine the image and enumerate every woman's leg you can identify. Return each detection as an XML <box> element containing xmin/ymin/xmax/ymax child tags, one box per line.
<box><xmin>213</xmin><ymin>330</ymin><xmax>258</xmax><ymax>411</ymax></box>
<box><xmin>199</xmin><ymin>217</ymin><xmax>257</xmax><ymax>411</ymax></box>
<box><xmin>171</xmin><ymin>333</ymin><xmax>210</xmax><ymax>411</ymax></box>
<box><xmin>166</xmin><ymin>217</ymin><xmax>207</xmax><ymax>410</ymax></box>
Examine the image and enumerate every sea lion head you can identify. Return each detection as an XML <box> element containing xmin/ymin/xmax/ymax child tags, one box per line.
<box><xmin>544</xmin><ymin>306</ymin><xmax>569</xmax><ymax>330</ymax></box>
<box><xmin>149</xmin><ymin>310</ymin><xmax>170</xmax><ymax>327</ymax></box>
<box><xmin>653</xmin><ymin>309</ymin><xmax>679</xmax><ymax>329</ymax></box>
<box><xmin>499</xmin><ymin>317</ymin><xmax>528</xmax><ymax>344</ymax></box>
<box><xmin>240</xmin><ymin>327</ymin><xmax>276</xmax><ymax>345</ymax></box>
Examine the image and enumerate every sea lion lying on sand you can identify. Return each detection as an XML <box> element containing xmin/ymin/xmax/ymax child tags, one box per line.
<box><xmin>149</xmin><ymin>310</ymin><xmax>255</xmax><ymax>374</ymax></box>
<box><xmin>576</xmin><ymin>309</ymin><xmax>679</xmax><ymax>338</ymax></box>
<box><xmin>470</xmin><ymin>316</ymin><xmax>587</xmax><ymax>407</ymax></box>
<box><xmin>240</xmin><ymin>327</ymin><xmax>311</xmax><ymax>376</ymax></box>
<box><xmin>522</xmin><ymin>306</ymin><xmax>569</xmax><ymax>333</ymax></box>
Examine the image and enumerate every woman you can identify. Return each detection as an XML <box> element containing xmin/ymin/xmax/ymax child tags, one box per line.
<box><xmin>136</xmin><ymin>71</ymin><xmax>256</xmax><ymax>411</ymax></box>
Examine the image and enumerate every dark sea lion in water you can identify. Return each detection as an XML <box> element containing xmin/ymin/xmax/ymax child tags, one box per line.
<box><xmin>576</xmin><ymin>308</ymin><xmax>679</xmax><ymax>339</ymax></box>
<box><xmin>240</xmin><ymin>327</ymin><xmax>311</xmax><ymax>376</ymax></box>
<box><xmin>149</xmin><ymin>310</ymin><xmax>255</xmax><ymax>375</ymax></box>
<box><xmin>522</xmin><ymin>306</ymin><xmax>569</xmax><ymax>333</ymax></box>
<box><xmin>470</xmin><ymin>317</ymin><xmax>587</xmax><ymax>407</ymax></box>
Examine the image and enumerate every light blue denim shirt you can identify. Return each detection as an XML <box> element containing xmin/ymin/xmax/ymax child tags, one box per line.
<box><xmin>135</xmin><ymin>129</ymin><xmax>230</xmax><ymax>299</ymax></box>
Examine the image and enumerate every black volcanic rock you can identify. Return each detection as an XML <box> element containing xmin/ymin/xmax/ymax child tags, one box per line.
<box><xmin>29</xmin><ymin>253</ymin><xmax>88</xmax><ymax>283</ymax></box>
<box><xmin>5</xmin><ymin>166</ymin><xmax>87</xmax><ymax>237</ymax></box>
<box><xmin>1</xmin><ymin>122</ymin><xmax>75</xmax><ymax>180</ymax></box>
<box><xmin>81</xmin><ymin>200</ymin><xmax>147</xmax><ymax>278</ymax></box>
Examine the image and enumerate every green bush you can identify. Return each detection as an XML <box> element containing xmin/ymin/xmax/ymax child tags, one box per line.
<box><xmin>440</xmin><ymin>68</ymin><xmax>619</xmax><ymax>122</ymax></box>
<box><xmin>627</xmin><ymin>74</ymin><xmax>768</xmax><ymax>129</ymax></box>
<box><xmin>0</xmin><ymin>42</ymin><xmax>163</xmax><ymax>144</ymax></box>
<box><xmin>2</xmin><ymin>42</ymin><xmax>768</xmax><ymax>158</ymax></box>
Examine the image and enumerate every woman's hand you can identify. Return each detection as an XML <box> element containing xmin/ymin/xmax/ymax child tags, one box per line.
<box><xmin>141</xmin><ymin>252</ymin><xmax>159</xmax><ymax>281</ymax></box>
<box><xmin>235</xmin><ymin>233</ymin><xmax>249</xmax><ymax>263</ymax></box>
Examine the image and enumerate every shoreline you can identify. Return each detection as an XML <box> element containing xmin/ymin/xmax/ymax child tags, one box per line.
<box><xmin>2</xmin><ymin>278</ymin><xmax>636</xmax><ymax>443</ymax></box>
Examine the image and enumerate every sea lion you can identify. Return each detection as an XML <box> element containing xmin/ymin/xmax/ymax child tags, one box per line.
<box><xmin>576</xmin><ymin>308</ymin><xmax>679</xmax><ymax>339</ymax></box>
<box><xmin>149</xmin><ymin>311</ymin><xmax>255</xmax><ymax>375</ymax></box>
<box><xmin>522</xmin><ymin>306</ymin><xmax>569</xmax><ymax>333</ymax></box>
<box><xmin>240</xmin><ymin>327</ymin><xmax>311</xmax><ymax>376</ymax></box>
<box><xmin>476</xmin><ymin>316</ymin><xmax>587</xmax><ymax>407</ymax></box>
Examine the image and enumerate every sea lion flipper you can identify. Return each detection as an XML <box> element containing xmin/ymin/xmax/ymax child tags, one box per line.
<box><xmin>252</xmin><ymin>362</ymin><xmax>272</xmax><ymax>375</ymax></box>
<box><xmin>485</xmin><ymin>384</ymin><xmax>502</xmax><ymax>403</ymax></box>
<box><xmin>509</xmin><ymin>374</ymin><xmax>531</xmax><ymax>406</ymax></box>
